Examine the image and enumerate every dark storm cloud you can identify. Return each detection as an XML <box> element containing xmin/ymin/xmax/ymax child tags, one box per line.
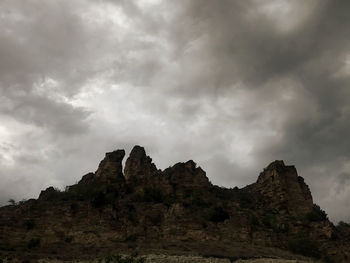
<box><xmin>0</xmin><ymin>0</ymin><xmax>93</xmax><ymax>136</ymax></box>
<box><xmin>0</xmin><ymin>0</ymin><xmax>349</xmax><ymax>222</ymax></box>
<box><xmin>0</xmin><ymin>92</ymin><xmax>89</xmax><ymax>135</ymax></box>
<box><xmin>165</xmin><ymin>0</ymin><xmax>350</xmax><ymax>221</ymax></box>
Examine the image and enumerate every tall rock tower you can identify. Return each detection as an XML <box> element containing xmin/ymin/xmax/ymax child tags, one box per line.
<box><xmin>250</xmin><ymin>160</ymin><xmax>313</xmax><ymax>215</ymax></box>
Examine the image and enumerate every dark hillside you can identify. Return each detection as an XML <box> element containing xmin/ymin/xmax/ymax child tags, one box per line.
<box><xmin>0</xmin><ymin>146</ymin><xmax>349</xmax><ymax>262</ymax></box>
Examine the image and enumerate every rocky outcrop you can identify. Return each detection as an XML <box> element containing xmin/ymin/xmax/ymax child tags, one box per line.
<box><xmin>95</xmin><ymin>149</ymin><xmax>125</xmax><ymax>183</ymax></box>
<box><xmin>124</xmin><ymin>146</ymin><xmax>159</xmax><ymax>183</ymax></box>
<box><xmin>77</xmin><ymin>172</ymin><xmax>95</xmax><ymax>185</ymax></box>
<box><xmin>1</xmin><ymin>146</ymin><xmax>349</xmax><ymax>263</ymax></box>
<box><xmin>164</xmin><ymin>160</ymin><xmax>211</xmax><ymax>191</ymax></box>
<box><xmin>247</xmin><ymin>160</ymin><xmax>313</xmax><ymax>215</ymax></box>
<box><xmin>38</xmin><ymin>186</ymin><xmax>57</xmax><ymax>201</ymax></box>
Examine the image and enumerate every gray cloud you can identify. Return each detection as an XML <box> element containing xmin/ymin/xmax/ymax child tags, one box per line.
<box><xmin>0</xmin><ymin>0</ymin><xmax>349</xmax><ymax>223</ymax></box>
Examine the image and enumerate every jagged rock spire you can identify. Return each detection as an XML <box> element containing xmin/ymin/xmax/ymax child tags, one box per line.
<box><xmin>124</xmin><ymin>145</ymin><xmax>158</xmax><ymax>181</ymax></box>
<box><xmin>95</xmin><ymin>149</ymin><xmax>125</xmax><ymax>182</ymax></box>
<box><xmin>254</xmin><ymin>160</ymin><xmax>313</xmax><ymax>215</ymax></box>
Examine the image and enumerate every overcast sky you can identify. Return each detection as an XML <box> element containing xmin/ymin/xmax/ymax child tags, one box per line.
<box><xmin>0</xmin><ymin>0</ymin><xmax>349</xmax><ymax>223</ymax></box>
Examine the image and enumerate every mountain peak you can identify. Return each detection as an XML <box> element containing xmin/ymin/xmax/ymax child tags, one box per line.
<box><xmin>124</xmin><ymin>145</ymin><xmax>159</xmax><ymax>181</ymax></box>
<box><xmin>253</xmin><ymin>160</ymin><xmax>313</xmax><ymax>215</ymax></box>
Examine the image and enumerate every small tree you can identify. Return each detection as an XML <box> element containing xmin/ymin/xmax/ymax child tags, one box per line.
<box><xmin>338</xmin><ymin>221</ymin><xmax>350</xmax><ymax>227</ymax></box>
<box><xmin>307</xmin><ymin>204</ymin><xmax>328</xmax><ymax>222</ymax></box>
<box><xmin>288</xmin><ymin>233</ymin><xmax>320</xmax><ymax>258</ymax></box>
<box><xmin>8</xmin><ymin>199</ymin><xmax>16</xmax><ymax>205</ymax></box>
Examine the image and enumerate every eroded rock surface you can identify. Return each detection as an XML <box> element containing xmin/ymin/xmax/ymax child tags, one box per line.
<box><xmin>247</xmin><ymin>160</ymin><xmax>313</xmax><ymax>215</ymax></box>
<box><xmin>124</xmin><ymin>146</ymin><xmax>159</xmax><ymax>182</ymax></box>
<box><xmin>95</xmin><ymin>149</ymin><xmax>126</xmax><ymax>183</ymax></box>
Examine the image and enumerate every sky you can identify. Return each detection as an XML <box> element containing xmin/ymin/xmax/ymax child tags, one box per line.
<box><xmin>0</xmin><ymin>0</ymin><xmax>349</xmax><ymax>223</ymax></box>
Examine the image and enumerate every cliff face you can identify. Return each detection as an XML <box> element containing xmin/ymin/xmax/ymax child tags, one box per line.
<box><xmin>246</xmin><ymin>160</ymin><xmax>313</xmax><ymax>215</ymax></box>
<box><xmin>124</xmin><ymin>146</ymin><xmax>159</xmax><ymax>182</ymax></box>
<box><xmin>0</xmin><ymin>146</ymin><xmax>349</xmax><ymax>262</ymax></box>
<box><xmin>95</xmin><ymin>150</ymin><xmax>125</xmax><ymax>183</ymax></box>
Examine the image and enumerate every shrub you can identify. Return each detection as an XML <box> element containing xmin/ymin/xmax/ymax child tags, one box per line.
<box><xmin>68</xmin><ymin>178</ymin><xmax>116</xmax><ymax>203</ymax></box>
<box><xmin>148</xmin><ymin>213</ymin><xmax>162</xmax><ymax>226</ymax></box>
<box><xmin>40</xmin><ymin>186</ymin><xmax>79</xmax><ymax>202</ymax></box>
<box><xmin>70</xmin><ymin>203</ymin><xmax>78</xmax><ymax>215</ymax></box>
<box><xmin>19</xmin><ymin>199</ymin><xmax>27</xmax><ymax>205</ymax></box>
<box><xmin>143</xmin><ymin>187</ymin><xmax>164</xmax><ymax>202</ymax></box>
<box><xmin>250</xmin><ymin>214</ymin><xmax>259</xmax><ymax>232</ymax></box>
<box><xmin>92</xmin><ymin>192</ymin><xmax>108</xmax><ymax>208</ymax></box>
<box><xmin>237</xmin><ymin>192</ymin><xmax>254</xmax><ymax>209</ymax></box>
<box><xmin>65</xmin><ymin>236</ymin><xmax>73</xmax><ymax>243</ymax></box>
<box><xmin>208</xmin><ymin>206</ymin><xmax>230</xmax><ymax>223</ymax></box>
<box><xmin>8</xmin><ymin>199</ymin><xmax>16</xmax><ymax>205</ymax></box>
<box><xmin>306</xmin><ymin>204</ymin><xmax>328</xmax><ymax>222</ymax></box>
<box><xmin>103</xmin><ymin>253</ymin><xmax>145</xmax><ymax>263</ymax></box>
<box><xmin>262</xmin><ymin>214</ymin><xmax>277</xmax><ymax>229</ymax></box>
<box><xmin>183</xmin><ymin>190</ymin><xmax>208</xmax><ymax>208</ymax></box>
<box><xmin>125</xmin><ymin>234</ymin><xmax>138</xmax><ymax>242</ymax></box>
<box><xmin>27</xmin><ymin>238</ymin><xmax>40</xmax><ymax>249</ymax></box>
<box><xmin>127</xmin><ymin>205</ymin><xmax>138</xmax><ymax>224</ymax></box>
<box><xmin>288</xmin><ymin>233</ymin><xmax>320</xmax><ymax>258</ymax></box>
<box><xmin>24</xmin><ymin>219</ymin><xmax>35</xmax><ymax>230</ymax></box>
<box><xmin>0</xmin><ymin>241</ymin><xmax>15</xmax><ymax>251</ymax></box>
<box><xmin>132</xmin><ymin>187</ymin><xmax>164</xmax><ymax>203</ymax></box>
<box><xmin>337</xmin><ymin>221</ymin><xmax>350</xmax><ymax>227</ymax></box>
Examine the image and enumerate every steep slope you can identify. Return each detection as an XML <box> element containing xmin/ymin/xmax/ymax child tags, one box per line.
<box><xmin>0</xmin><ymin>146</ymin><xmax>349</xmax><ymax>262</ymax></box>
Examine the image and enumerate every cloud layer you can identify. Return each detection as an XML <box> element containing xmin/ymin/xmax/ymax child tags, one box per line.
<box><xmin>0</xmin><ymin>0</ymin><xmax>349</xmax><ymax>222</ymax></box>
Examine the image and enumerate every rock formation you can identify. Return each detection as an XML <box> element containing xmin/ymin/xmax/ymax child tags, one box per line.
<box><xmin>124</xmin><ymin>145</ymin><xmax>160</xmax><ymax>183</ymax></box>
<box><xmin>246</xmin><ymin>160</ymin><xmax>313</xmax><ymax>215</ymax></box>
<box><xmin>164</xmin><ymin>160</ymin><xmax>211</xmax><ymax>191</ymax></box>
<box><xmin>95</xmin><ymin>149</ymin><xmax>126</xmax><ymax>183</ymax></box>
<box><xmin>0</xmin><ymin>146</ymin><xmax>349</xmax><ymax>262</ymax></box>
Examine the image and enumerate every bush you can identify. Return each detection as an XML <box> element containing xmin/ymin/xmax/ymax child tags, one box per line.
<box><xmin>143</xmin><ymin>187</ymin><xmax>164</xmax><ymax>202</ymax></box>
<box><xmin>127</xmin><ymin>205</ymin><xmax>138</xmax><ymax>224</ymax></box>
<box><xmin>70</xmin><ymin>203</ymin><xmax>78</xmax><ymax>215</ymax></box>
<box><xmin>0</xmin><ymin>241</ymin><xmax>15</xmax><ymax>251</ymax></box>
<box><xmin>288</xmin><ymin>233</ymin><xmax>320</xmax><ymax>258</ymax></box>
<box><xmin>25</xmin><ymin>219</ymin><xmax>35</xmax><ymax>230</ymax></box>
<box><xmin>261</xmin><ymin>213</ymin><xmax>287</xmax><ymax>233</ymax></box>
<box><xmin>8</xmin><ymin>199</ymin><xmax>17</xmax><ymax>205</ymax></box>
<box><xmin>250</xmin><ymin>214</ymin><xmax>259</xmax><ymax>232</ymax></box>
<box><xmin>148</xmin><ymin>213</ymin><xmax>162</xmax><ymax>226</ymax></box>
<box><xmin>337</xmin><ymin>221</ymin><xmax>350</xmax><ymax>227</ymax></box>
<box><xmin>306</xmin><ymin>204</ymin><xmax>328</xmax><ymax>222</ymax></box>
<box><xmin>132</xmin><ymin>187</ymin><xmax>164</xmax><ymax>203</ymax></box>
<box><xmin>125</xmin><ymin>234</ymin><xmax>138</xmax><ymax>242</ymax></box>
<box><xmin>208</xmin><ymin>206</ymin><xmax>230</xmax><ymax>223</ymax></box>
<box><xmin>237</xmin><ymin>192</ymin><xmax>255</xmax><ymax>209</ymax></box>
<box><xmin>262</xmin><ymin>214</ymin><xmax>277</xmax><ymax>229</ymax></box>
<box><xmin>67</xmin><ymin>178</ymin><xmax>118</xmax><ymax>203</ymax></box>
<box><xmin>27</xmin><ymin>238</ymin><xmax>40</xmax><ymax>249</ymax></box>
<box><xmin>103</xmin><ymin>253</ymin><xmax>145</xmax><ymax>263</ymax></box>
<box><xmin>92</xmin><ymin>192</ymin><xmax>108</xmax><ymax>208</ymax></box>
<box><xmin>65</xmin><ymin>236</ymin><xmax>73</xmax><ymax>243</ymax></box>
<box><xmin>183</xmin><ymin>190</ymin><xmax>209</xmax><ymax>208</ymax></box>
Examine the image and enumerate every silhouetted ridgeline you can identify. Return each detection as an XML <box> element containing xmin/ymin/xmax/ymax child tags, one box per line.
<box><xmin>0</xmin><ymin>146</ymin><xmax>349</xmax><ymax>262</ymax></box>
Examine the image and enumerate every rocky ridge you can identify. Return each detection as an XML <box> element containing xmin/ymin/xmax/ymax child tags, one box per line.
<box><xmin>0</xmin><ymin>146</ymin><xmax>349</xmax><ymax>262</ymax></box>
